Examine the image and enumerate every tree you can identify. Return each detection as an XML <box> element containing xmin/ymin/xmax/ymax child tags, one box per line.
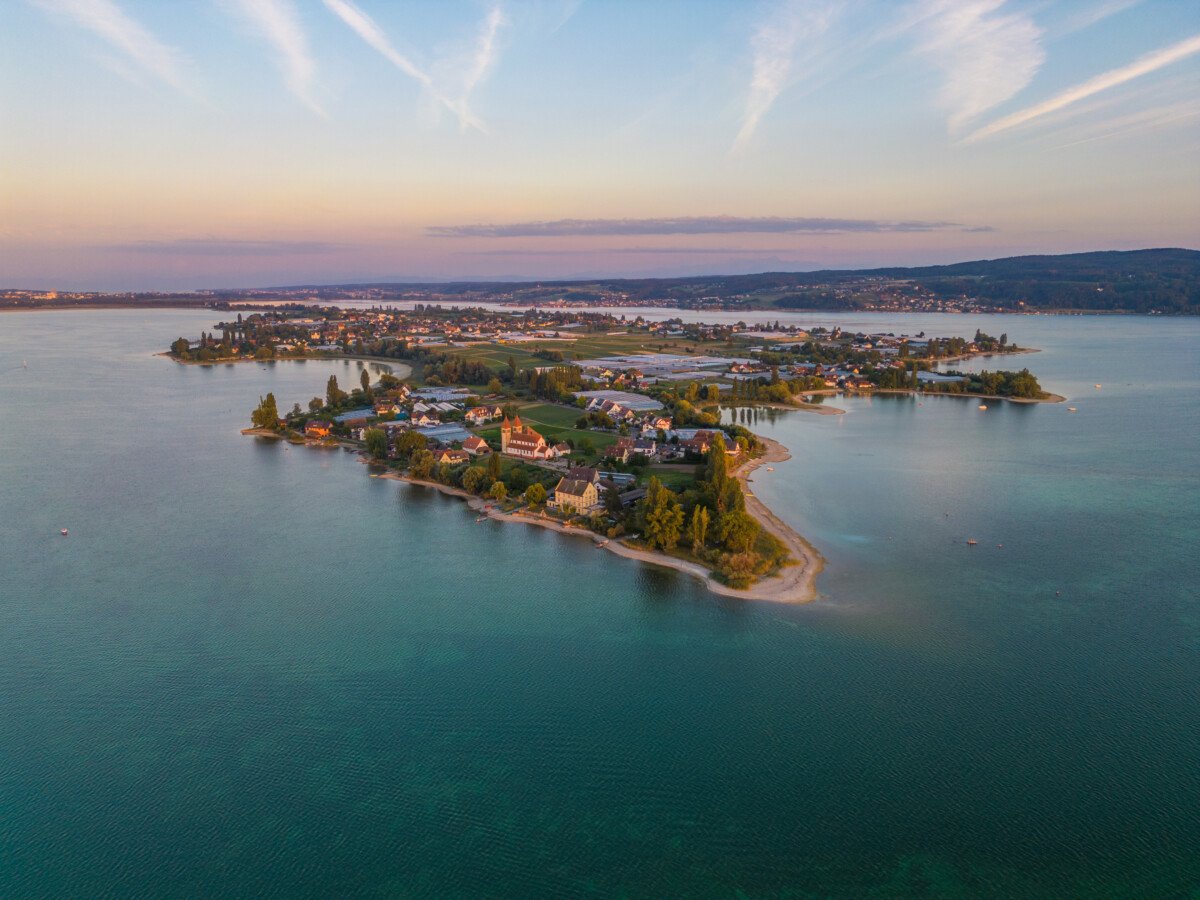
<box><xmin>580</xmin><ymin>437</ymin><xmax>594</xmax><ymax>456</ymax></box>
<box><xmin>604</xmin><ymin>484</ymin><xmax>623</xmax><ymax>518</ymax></box>
<box><xmin>462</xmin><ymin>467</ymin><xmax>488</xmax><ymax>494</ymax></box>
<box><xmin>289</xmin><ymin>403</ymin><xmax>302</xmax><ymax>417</ymax></box>
<box><xmin>641</xmin><ymin>477</ymin><xmax>684</xmax><ymax>551</ymax></box>
<box><xmin>717</xmin><ymin>508</ymin><xmax>759</xmax><ymax>553</ymax></box>
<box><xmin>360</xmin><ymin>369</ymin><xmax>370</xmax><ymax>394</ymax></box>
<box><xmin>250</xmin><ymin>393</ymin><xmax>279</xmax><ymax>429</ymax></box>
<box><xmin>364</xmin><ymin>427</ymin><xmax>388</xmax><ymax>461</ymax></box>
<box><xmin>394</xmin><ymin>430</ymin><xmax>426</xmax><ymax>461</ymax></box>
<box><xmin>689</xmin><ymin>505</ymin><xmax>710</xmax><ymax>554</ymax></box>
<box><xmin>326</xmin><ymin>375</ymin><xmax>345</xmax><ymax>407</ymax></box>
<box><xmin>309</xmin><ymin>397</ymin><xmax>323</xmax><ymax>413</ymax></box>
<box><xmin>171</xmin><ymin>337</ymin><xmax>189</xmax><ymax>356</ymax></box>
<box><xmin>487</xmin><ymin>377</ymin><xmax>504</xmax><ymax>395</ymax></box>
<box><xmin>489</xmin><ymin>481</ymin><xmax>508</xmax><ymax>501</ymax></box>
<box><xmin>524</xmin><ymin>483</ymin><xmax>547</xmax><ymax>507</ymax></box>
<box><xmin>487</xmin><ymin>451</ymin><xmax>502</xmax><ymax>482</ymax></box>
<box><xmin>409</xmin><ymin>449</ymin><xmax>435</xmax><ymax>479</ymax></box>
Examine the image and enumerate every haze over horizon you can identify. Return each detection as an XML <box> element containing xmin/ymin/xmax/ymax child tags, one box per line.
<box><xmin>3</xmin><ymin>0</ymin><xmax>1198</xmax><ymax>291</ymax></box>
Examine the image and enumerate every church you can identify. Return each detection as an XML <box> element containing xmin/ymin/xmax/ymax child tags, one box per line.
<box><xmin>500</xmin><ymin>415</ymin><xmax>568</xmax><ymax>460</ymax></box>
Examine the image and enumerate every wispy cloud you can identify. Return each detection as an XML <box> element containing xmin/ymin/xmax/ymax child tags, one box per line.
<box><xmin>428</xmin><ymin>216</ymin><xmax>974</xmax><ymax>238</ymax></box>
<box><xmin>321</xmin><ymin>0</ymin><xmax>487</xmax><ymax>132</ymax></box>
<box><xmin>734</xmin><ymin>1</ymin><xmax>837</xmax><ymax>151</ymax></box>
<box><xmin>461</xmin><ymin>5</ymin><xmax>507</xmax><ymax>98</ymax></box>
<box><xmin>966</xmin><ymin>33</ymin><xmax>1200</xmax><ymax>143</ymax></box>
<box><xmin>226</xmin><ymin>0</ymin><xmax>323</xmax><ymax>115</ymax></box>
<box><xmin>106</xmin><ymin>238</ymin><xmax>341</xmax><ymax>256</ymax></box>
<box><xmin>1055</xmin><ymin>0</ymin><xmax>1141</xmax><ymax>37</ymax></box>
<box><xmin>32</xmin><ymin>0</ymin><xmax>189</xmax><ymax>92</ymax></box>
<box><xmin>910</xmin><ymin>0</ymin><xmax>1044</xmax><ymax>133</ymax></box>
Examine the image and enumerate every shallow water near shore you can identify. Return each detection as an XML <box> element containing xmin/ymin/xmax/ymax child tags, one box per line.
<box><xmin>1</xmin><ymin>309</ymin><xmax>1198</xmax><ymax>896</ymax></box>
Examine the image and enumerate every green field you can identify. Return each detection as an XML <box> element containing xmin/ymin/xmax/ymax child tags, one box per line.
<box><xmin>445</xmin><ymin>331</ymin><xmax>750</xmax><ymax>373</ymax></box>
<box><xmin>474</xmin><ymin>401</ymin><xmax>620</xmax><ymax>461</ymax></box>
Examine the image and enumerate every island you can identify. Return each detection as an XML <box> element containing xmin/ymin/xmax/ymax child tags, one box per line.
<box><xmin>170</xmin><ymin>304</ymin><xmax>1056</xmax><ymax>601</ymax></box>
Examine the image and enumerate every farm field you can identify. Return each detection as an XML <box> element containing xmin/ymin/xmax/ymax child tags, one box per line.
<box><xmin>445</xmin><ymin>332</ymin><xmax>750</xmax><ymax>373</ymax></box>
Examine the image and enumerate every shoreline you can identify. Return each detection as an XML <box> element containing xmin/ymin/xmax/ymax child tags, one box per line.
<box><xmin>367</xmin><ymin>447</ymin><xmax>823</xmax><ymax>604</ymax></box>
<box><xmin>870</xmin><ymin>388</ymin><xmax>1066</xmax><ymax>404</ymax></box>
<box><xmin>163</xmin><ymin>351</ymin><xmax>411</xmax><ymax>378</ymax></box>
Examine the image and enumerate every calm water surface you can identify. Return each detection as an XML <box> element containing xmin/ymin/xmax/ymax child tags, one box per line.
<box><xmin>1</xmin><ymin>310</ymin><xmax>1198</xmax><ymax>897</ymax></box>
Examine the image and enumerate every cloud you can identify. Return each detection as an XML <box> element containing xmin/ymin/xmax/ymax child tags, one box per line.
<box><xmin>734</xmin><ymin>1</ymin><xmax>837</xmax><ymax>150</ymax></box>
<box><xmin>32</xmin><ymin>0</ymin><xmax>189</xmax><ymax>91</ymax></box>
<box><xmin>910</xmin><ymin>0</ymin><xmax>1044</xmax><ymax>133</ymax></box>
<box><xmin>226</xmin><ymin>0</ymin><xmax>323</xmax><ymax>115</ymax></box>
<box><xmin>460</xmin><ymin>246</ymin><xmax>815</xmax><ymax>256</ymax></box>
<box><xmin>960</xmin><ymin>225</ymin><xmax>997</xmax><ymax>233</ymax></box>
<box><xmin>1056</xmin><ymin>0</ymin><xmax>1141</xmax><ymax>36</ymax></box>
<box><xmin>105</xmin><ymin>238</ymin><xmax>342</xmax><ymax>256</ymax></box>
<box><xmin>966</xmin><ymin>33</ymin><xmax>1200</xmax><ymax>143</ymax></box>
<box><xmin>321</xmin><ymin>0</ymin><xmax>486</xmax><ymax>132</ymax></box>
<box><xmin>461</xmin><ymin>5</ymin><xmax>507</xmax><ymax>98</ymax></box>
<box><xmin>428</xmin><ymin>216</ymin><xmax>972</xmax><ymax>238</ymax></box>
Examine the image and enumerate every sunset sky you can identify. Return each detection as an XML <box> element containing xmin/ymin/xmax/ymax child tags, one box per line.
<box><xmin>2</xmin><ymin>0</ymin><xmax>1198</xmax><ymax>290</ymax></box>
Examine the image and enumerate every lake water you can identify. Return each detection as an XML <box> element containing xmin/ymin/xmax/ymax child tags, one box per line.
<box><xmin>1</xmin><ymin>309</ymin><xmax>1197</xmax><ymax>897</ymax></box>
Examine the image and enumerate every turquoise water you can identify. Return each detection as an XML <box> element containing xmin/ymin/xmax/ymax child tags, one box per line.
<box><xmin>1</xmin><ymin>310</ymin><xmax>1198</xmax><ymax>897</ymax></box>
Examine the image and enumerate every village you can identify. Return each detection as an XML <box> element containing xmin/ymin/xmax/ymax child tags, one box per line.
<box><xmin>196</xmin><ymin>305</ymin><xmax>1046</xmax><ymax>594</ymax></box>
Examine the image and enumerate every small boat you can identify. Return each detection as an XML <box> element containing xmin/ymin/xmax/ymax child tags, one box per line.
<box><xmin>977</xmin><ymin>404</ymin><xmax>988</xmax><ymax>410</ymax></box>
<box><xmin>766</xmin><ymin>467</ymin><xmax>774</xmax><ymax>472</ymax></box>
<box><xmin>997</xmin><ymin>543</ymin><xmax>1004</xmax><ymax>549</ymax></box>
<box><xmin>60</xmin><ymin>529</ymin><xmax>68</xmax><ymax>536</ymax></box>
<box><xmin>1067</xmin><ymin>407</ymin><xmax>1077</xmax><ymax>412</ymax></box>
<box><xmin>475</xmin><ymin>516</ymin><xmax>487</xmax><ymax>523</ymax></box>
<box><xmin>1095</xmin><ymin>384</ymin><xmax>1102</xmax><ymax>389</ymax></box>
<box><xmin>966</xmin><ymin>539</ymin><xmax>978</xmax><ymax>545</ymax></box>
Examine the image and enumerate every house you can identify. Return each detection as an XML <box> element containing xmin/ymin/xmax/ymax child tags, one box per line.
<box><xmin>305</xmin><ymin>420</ymin><xmax>331</xmax><ymax>438</ymax></box>
<box><xmin>374</xmin><ymin>401</ymin><xmax>401</xmax><ymax>416</ymax></box>
<box><xmin>437</xmin><ymin>448</ymin><xmax>470</xmax><ymax>466</ymax></box>
<box><xmin>462</xmin><ymin>436</ymin><xmax>491</xmax><ymax>456</ymax></box>
<box><xmin>549</xmin><ymin>477</ymin><xmax>600</xmax><ymax>514</ymax></box>
<box><xmin>500</xmin><ymin>415</ymin><xmax>561</xmax><ymax>460</ymax></box>
<box><xmin>410</xmin><ymin>411</ymin><xmax>440</xmax><ymax>427</ymax></box>
<box><xmin>681</xmin><ymin>430</ymin><xmax>737</xmax><ymax>456</ymax></box>
<box><xmin>565</xmin><ymin>466</ymin><xmax>599</xmax><ymax>484</ymax></box>
<box><xmin>464</xmin><ymin>405</ymin><xmax>501</xmax><ymax>425</ymax></box>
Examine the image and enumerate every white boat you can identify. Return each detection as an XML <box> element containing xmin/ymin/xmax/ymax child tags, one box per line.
<box><xmin>60</xmin><ymin>529</ymin><xmax>68</xmax><ymax>536</ymax></box>
<box><xmin>977</xmin><ymin>404</ymin><xmax>988</xmax><ymax>410</ymax></box>
<box><xmin>1067</xmin><ymin>407</ymin><xmax>1077</xmax><ymax>412</ymax></box>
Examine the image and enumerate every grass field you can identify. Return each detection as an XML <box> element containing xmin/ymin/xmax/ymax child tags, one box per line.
<box><xmin>445</xmin><ymin>332</ymin><xmax>750</xmax><ymax>373</ymax></box>
<box><xmin>645</xmin><ymin>465</ymin><xmax>701</xmax><ymax>490</ymax></box>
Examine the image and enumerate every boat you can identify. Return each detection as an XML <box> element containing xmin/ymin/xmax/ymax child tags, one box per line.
<box><xmin>1095</xmin><ymin>384</ymin><xmax>1102</xmax><ymax>389</ymax></box>
<box><xmin>966</xmin><ymin>539</ymin><xmax>978</xmax><ymax>545</ymax></box>
<box><xmin>475</xmin><ymin>516</ymin><xmax>487</xmax><ymax>523</ymax></box>
<box><xmin>977</xmin><ymin>404</ymin><xmax>988</xmax><ymax>410</ymax></box>
<box><xmin>1067</xmin><ymin>407</ymin><xmax>1077</xmax><ymax>412</ymax></box>
<box><xmin>766</xmin><ymin>467</ymin><xmax>774</xmax><ymax>472</ymax></box>
<box><xmin>60</xmin><ymin>529</ymin><xmax>68</xmax><ymax>536</ymax></box>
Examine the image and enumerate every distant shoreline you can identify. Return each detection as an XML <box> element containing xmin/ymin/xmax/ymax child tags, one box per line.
<box><xmin>162</xmin><ymin>351</ymin><xmax>412</xmax><ymax>377</ymax></box>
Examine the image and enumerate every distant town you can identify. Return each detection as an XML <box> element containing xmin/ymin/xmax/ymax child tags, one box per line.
<box><xmin>170</xmin><ymin>304</ymin><xmax>1049</xmax><ymax>598</ymax></box>
<box><xmin>8</xmin><ymin>249</ymin><xmax>1197</xmax><ymax>315</ymax></box>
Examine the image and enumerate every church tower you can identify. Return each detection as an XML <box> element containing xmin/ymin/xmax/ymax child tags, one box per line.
<box><xmin>500</xmin><ymin>415</ymin><xmax>511</xmax><ymax>453</ymax></box>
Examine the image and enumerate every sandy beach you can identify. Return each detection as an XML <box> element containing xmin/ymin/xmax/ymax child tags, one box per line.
<box><xmin>369</xmin><ymin>441</ymin><xmax>823</xmax><ymax>604</ymax></box>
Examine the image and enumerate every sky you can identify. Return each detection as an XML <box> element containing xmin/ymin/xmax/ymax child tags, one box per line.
<box><xmin>1</xmin><ymin>0</ymin><xmax>1198</xmax><ymax>290</ymax></box>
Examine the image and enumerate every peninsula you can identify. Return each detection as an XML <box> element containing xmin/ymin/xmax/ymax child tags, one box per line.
<box><xmin>172</xmin><ymin>305</ymin><xmax>1052</xmax><ymax>601</ymax></box>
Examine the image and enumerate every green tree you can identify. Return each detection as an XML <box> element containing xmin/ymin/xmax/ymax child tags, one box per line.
<box><xmin>326</xmin><ymin>375</ymin><xmax>345</xmax><ymax>407</ymax></box>
<box><xmin>717</xmin><ymin>508</ymin><xmax>759</xmax><ymax>553</ymax></box>
<box><xmin>250</xmin><ymin>393</ymin><xmax>279</xmax><ymax>429</ymax></box>
<box><xmin>360</xmin><ymin>369</ymin><xmax>370</xmax><ymax>394</ymax></box>
<box><xmin>462</xmin><ymin>467</ymin><xmax>487</xmax><ymax>494</ymax></box>
<box><xmin>393</xmin><ymin>430</ymin><xmax>426</xmax><ymax>461</ymax></box>
<box><xmin>409</xmin><ymin>449</ymin><xmax>435</xmax><ymax>479</ymax></box>
<box><xmin>171</xmin><ymin>337</ymin><xmax>189</xmax><ymax>356</ymax></box>
<box><xmin>524</xmin><ymin>482</ymin><xmax>547</xmax><ymax>507</ymax></box>
<box><xmin>363</xmin><ymin>427</ymin><xmax>388</xmax><ymax>461</ymax></box>
<box><xmin>689</xmin><ymin>505</ymin><xmax>710</xmax><ymax>554</ymax></box>
<box><xmin>489</xmin><ymin>481</ymin><xmax>508</xmax><ymax>501</ymax></box>
<box><xmin>487</xmin><ymin>377</ymin><xmax>504</xmax><ymax>395</ymax></box>
<box><xmin>641</xmin><ymin>477</ymin><xmax>684</xmax><ymax>551</ymax></box>
<box><xmin>487</xmin><ymin>451</ymin><xmax>502</xmax><ymax>482</ymax></box>
<box><xmin>308</xmin><ymin>396</ymin><xmax>323</xmax><ymax>413</ymax></box>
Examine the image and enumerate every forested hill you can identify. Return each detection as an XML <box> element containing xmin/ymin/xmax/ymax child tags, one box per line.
<box><xmin>270</xmin><ymin>248</ymin><xmax>1199</xmax><ymax>314</ymax></box>
<box><xmin>854</xmin><ymin>249</ymin><xmax>1199</xmax><ymax>313</ymax></box>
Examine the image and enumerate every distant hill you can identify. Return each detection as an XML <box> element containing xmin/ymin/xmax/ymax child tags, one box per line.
<box><xmin>265</xmin><ymin>249</ymin><xmax>1200</xmax><ymax>314</ymax></box>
